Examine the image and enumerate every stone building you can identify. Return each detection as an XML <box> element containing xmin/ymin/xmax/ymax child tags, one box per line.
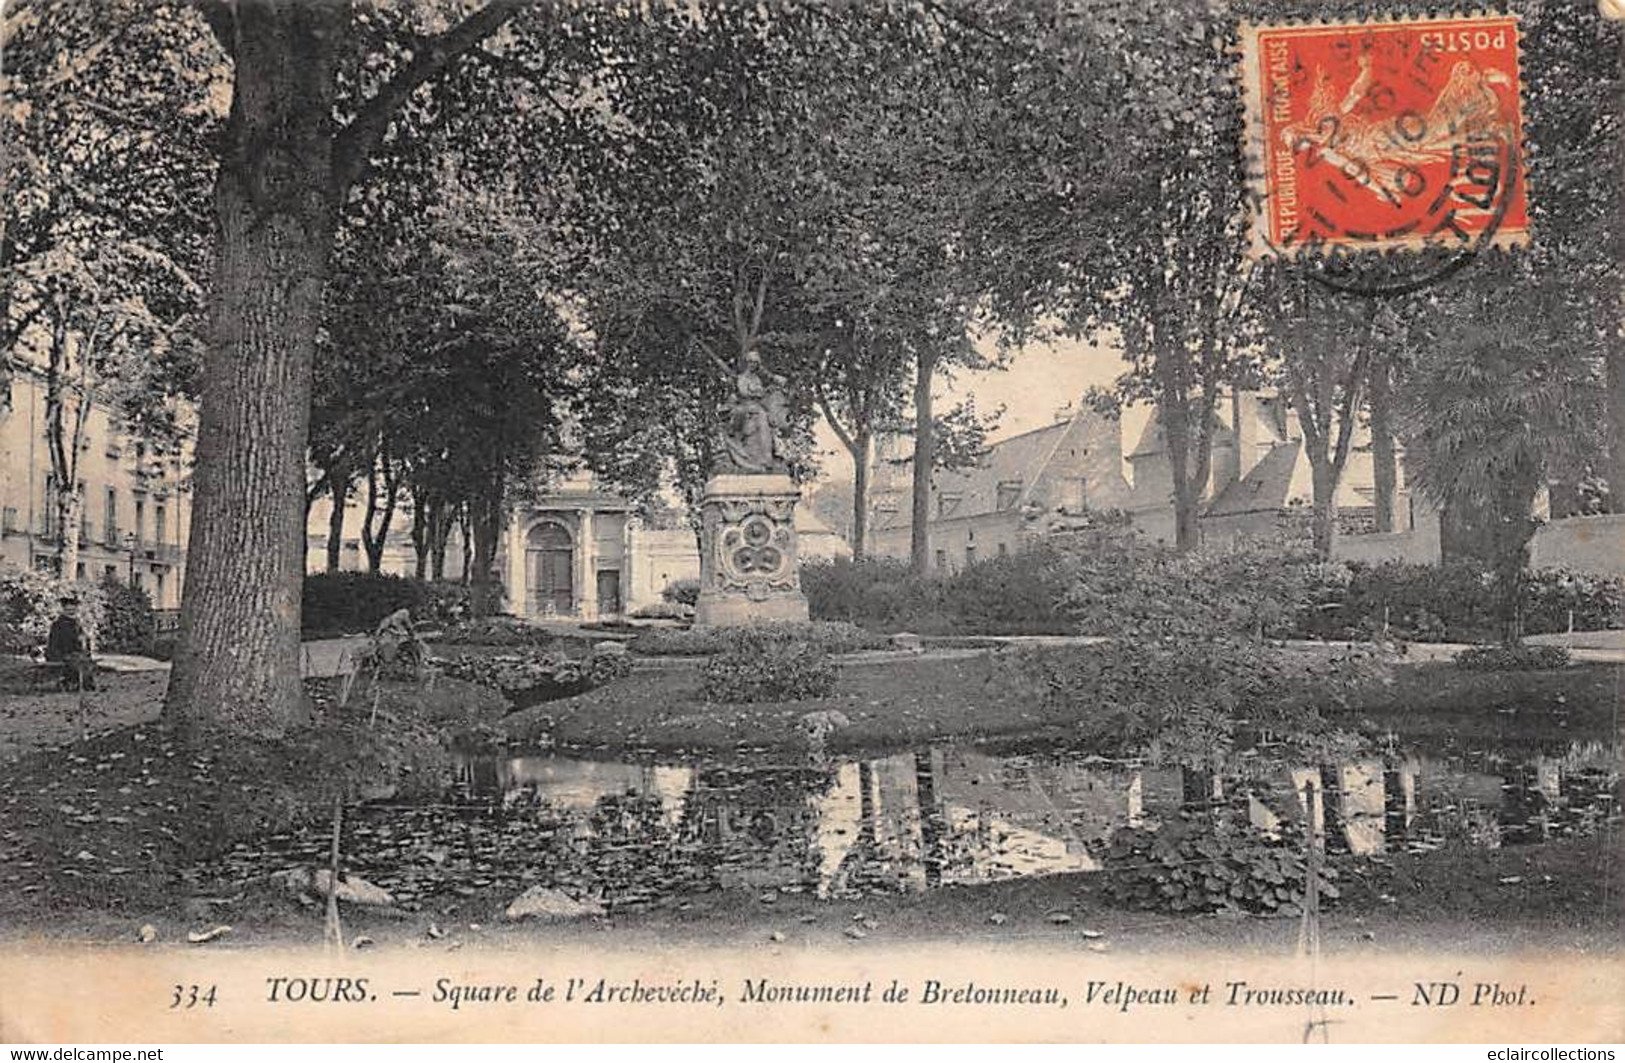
<box><xmin>1124</xmin><ymin>391</ymin><xmax>1408</xmax><ymax>547</ymax></box>
<box><xmin>0</xmin><ymin>367</ymin><xmax>193</xmax><ymax>609</ymax></box>
<box><xmin>867</xmin><ymin>403</ymin><xmax>1135</xmax><ymax>570</ymax></box>
<box><xmin>305</xmin><ymin>468</ymin><xmax>849</xmax><ymax>621</ymax></box>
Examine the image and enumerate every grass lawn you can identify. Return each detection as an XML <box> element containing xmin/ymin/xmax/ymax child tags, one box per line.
<box><xmin>500</xmin><ymin>653</ymin><xmax>1067</xmax><ymax>755</ymax></box>
<box><xmin>503</xmin><ymin>653</ymin><xmax>1624</xmax><ymax>756</ymax></box>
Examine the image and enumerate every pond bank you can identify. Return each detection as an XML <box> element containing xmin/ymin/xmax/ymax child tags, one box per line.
<box><xmin>2</xmin><ymin>834</ymin><xmax>1615</xmax><ymax>955</ymax></box>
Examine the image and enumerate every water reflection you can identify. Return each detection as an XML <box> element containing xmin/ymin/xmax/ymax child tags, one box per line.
<box><xmin>446</xmin><ymin>743</ymin><xmax>1617</xmax><ymax>904</ymax></box>
<box><xmin>216</xmin><ymin>741</ymin><xmax>1621</xmax><ymax>912</ymax></box>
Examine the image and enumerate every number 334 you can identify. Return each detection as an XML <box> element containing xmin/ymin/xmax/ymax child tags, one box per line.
<box><xmin>170</xmin><ymin>984</ymin><xmax>217</xmax><ymax>1009</ymax></box>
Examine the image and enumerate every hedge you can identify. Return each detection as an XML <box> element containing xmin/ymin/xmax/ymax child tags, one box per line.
<box><xmin>302</xmin><ymin>573</ymin><xmax>470</xmax><ymax>635</ymax></box>
<box><xmin>805</xmin><ymin>538</ymin><xmax>1624</xmax><ymax>643</ymax></box>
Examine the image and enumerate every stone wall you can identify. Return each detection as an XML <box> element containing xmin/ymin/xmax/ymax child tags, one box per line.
<box><xmin>1529</xmin><ymin>515</ymin><xmax>1625</xmax><ymax>575</ymax></box>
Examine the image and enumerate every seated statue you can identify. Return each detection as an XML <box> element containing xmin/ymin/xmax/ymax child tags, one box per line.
<box><xmin>717</xmin><ymin>348</ymin><xmax>790</xmax><ymax>474</ymax></box>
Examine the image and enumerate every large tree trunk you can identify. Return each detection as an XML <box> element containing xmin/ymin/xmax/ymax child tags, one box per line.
<box><xmin>1309</xmin><ymin>457</ymin><xmax>1337</xmax><ymax>558</ymax></box>
<box><xmin>1161</xmin><ymin>397</ymin><xmax>1203</xmax><ymax>553</ymax></box>
<box><xmin>54</xmin><ymin>487</ymin><xmax>84</xmax><ymax>580</ymax></box>
<box><xmin>850</xmin><ymin>429</ymin><xmax>871</xmax><ymax>561</ymax></box>
<box><xmin>360</xmin><ymin>451</ymin><xmax>399</xmax><ymax>574</ymax></box>
<box><xmin>1369</xmin><ymin>358</ymin><xmax>1398</xmax><ymax>533</ymax></box>
<box><xmin>164</xmin><ymin>6</ymin><xmax>346</xmax><ymax>737</ymax></box>
<box><xmin>468</xmin><ymin>491</ymin><xmax>504</xmax><ymax>617</ymax></box>
<box><xmin>909</xmin><ymin>350</ymin><xmax>936</xmax><ymax>574</ymax></box>
<box><xmin>325</xmin><ymin>474</ymin><xmax>348</xmax><ymax>573</ymax></box>
<box><xmin>430</xmin><ymin>503</ymin><xmax>450</xmax><ymax>582</ymax></box>
<box><xmin>412</xmin><ymin>495</ymin><xmax>429</xmax><ymax>580</ymax></box>
<box><xmin>1490</xmin><ymin>469</ymin><xmax>1543</xmax><ymax>646</ymax></box>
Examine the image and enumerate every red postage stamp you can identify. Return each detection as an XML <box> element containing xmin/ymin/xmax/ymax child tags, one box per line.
<box><xmin>1239</xmin><ymin>13</ymin><xmax>1528</xmax><ymax>258</ymax></box>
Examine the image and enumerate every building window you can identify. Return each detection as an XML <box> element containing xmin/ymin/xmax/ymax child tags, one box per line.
<box><xmin>996</xmin><ymin>480</ymin><xmax>1023</xmax><ymax>511</ymax></box>
<box><xmin>75</xmin><ymin>562</ymin><xmax>85</xmax><ymax>579</ymax></box>
<box><xmin>936</xmin><ymin>494</ymin><xmax>962</xmax><ymax>519</ymax></box>
<box><xmin>133</xmin><ymin>571</ymin><xmax>144</xmax><ymax>590</ymax></box>
<box><xmin>997</xmin><ymin>542</ymin><xmax>1008</xmax><ymax>558</ymax></box>
<box><xmin>155</xmin><ymin>572</ymin><xmax>166</xmax><ymax>605</ymax></box>
<box><xmin>155</xmin><ymin>504</ymin><xmax>167</xmax><ymax>544</ymax></box>
<box><xmin>134</xmin><ymin>497</ymin><xmax>146</xmax><ymax>547</ymax></box>
<box><xmin>104</xmin><ymin>564</ymin><xmax>117</xmax><ymax>581</ymax></box>
<box><xmin>1061</xmin><ymin>477</ymin><xmax>1089</xmax><ymax>513</ymax></box>
<box><xmin>933</xmin><ymin>549</ymin><xmax>947</xmax><ymax>571</ymax></box>
<box><xmin>965</xmin><ymin>544</ymin><xmax>977</xmax><ymax>566</ymax></box>
<box><xmin>104</xmin><ymin>487</ymin><xmax>118</xmax><ymax>544</ymax></box>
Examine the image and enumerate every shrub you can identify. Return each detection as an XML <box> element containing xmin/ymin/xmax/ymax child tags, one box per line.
<box><xmin>1521</xmin><ymin>569</ymin><xmax>1624</xmax><ymax>635</ymax></box>
<box><xmin>436</xmin><ymin>616</ymin><xmax>562</xmax><ymax>648</ymax></box>
<box><xmin>701</xmin><ymin>627</ymin><xmax>838</xmax><ymax>703</ymax></box>
<box><xmin>988</xmin><ymin>638</ymin><xmax>1375</xmax><ymax>763</ymax></box>
<box><xmin>302</xmin><ymin>573</ymin><xmax>471</xmax><ymax>634</ymax></box>
<box><xmin>628</xmin><ymin>601</ymin><xmax>692</xmax><ymax>621</ymax></box>
<box><xmin>1100</xmin><ymin>818</ymin><xmax>1338</xmax><ymax>916</ymax></box>
<box><xmin>96</xmin><ymin>577</ymin><xmax>155</xmax><ymax>654</ymax></box>
<box><xmin>0</xmin><ymin>565</ymin><xmax>106</xmax><ymax>654</ymax></box>
<box><xmin>660</xmin><ymin>578</ymin><xmax>702</xmax><ymax>607</ymax></box>
<box><xmin>1452</xmin><ymin>644</ymin><xmax>1573</xmax><ymax>671</ymax></box>
<box><xmin>436</xmin><ymin>646</ymin><xmax>633</xmax><ymax>707</ymax></box>
<box><xmin>632</xmin><ymin>620</ymin><xmax>887</xmax><ymax>657</ymax></box>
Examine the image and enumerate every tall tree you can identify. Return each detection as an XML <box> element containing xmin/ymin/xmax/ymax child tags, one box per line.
<box><xmin>1399</xmin><ymin>291</ymin><xmax>1602</xmax><ymax>643</ymax></box>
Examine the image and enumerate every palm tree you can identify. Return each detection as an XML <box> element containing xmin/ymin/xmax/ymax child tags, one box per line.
<box><xmin>1398</xmin><ymin>308</ymin><xmax>1603</xmax><ymax>644</ymax></box>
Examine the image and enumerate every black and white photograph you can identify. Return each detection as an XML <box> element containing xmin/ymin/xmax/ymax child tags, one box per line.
<box><xmin>0</xmin><ymin>0</ymin><xmax>1621</xmax><ymax>1049</ymax></box>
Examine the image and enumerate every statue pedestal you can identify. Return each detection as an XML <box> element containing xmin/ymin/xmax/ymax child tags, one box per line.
<box><xmin>693</xmin><ymin>473</ymin><xmax>809</xmax><ymax>627</ymax></box>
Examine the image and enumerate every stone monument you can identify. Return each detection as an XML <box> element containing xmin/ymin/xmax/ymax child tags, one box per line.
<box><xmin>693</xmin><ymin>349</ymin><xmax>810</xmax><ymax>626</ymax></box>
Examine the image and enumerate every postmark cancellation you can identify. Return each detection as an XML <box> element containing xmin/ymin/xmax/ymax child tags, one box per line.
<box><xmin>1239</xmin><ymin>12</ymin><xmax>1530</xmax><ymax>260</ymax></box>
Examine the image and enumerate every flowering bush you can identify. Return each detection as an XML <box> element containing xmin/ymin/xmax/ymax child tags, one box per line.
<box><xmin>0</xmin><ymin>565</ymin><xmax>106</xmax><ymax>655</ymax></box>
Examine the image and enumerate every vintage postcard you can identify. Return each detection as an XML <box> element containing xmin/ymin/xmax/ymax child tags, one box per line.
<box><xmin>1</xmin><ymin>0</ymin><xmax>1620</xmax><ymax>1048</ymax></box>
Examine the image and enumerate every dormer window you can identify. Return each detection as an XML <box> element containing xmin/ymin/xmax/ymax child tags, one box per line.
<box><xmin>996</xmin><ymin>480</ymin><xmax>1023</xmax><ymax>511</ymax></box>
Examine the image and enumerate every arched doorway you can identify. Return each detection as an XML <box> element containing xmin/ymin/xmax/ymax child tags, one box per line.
<box><xmin>526</xmin><ymin>521</ymin><xmax>574</xmax><ymax>616</ymax></box>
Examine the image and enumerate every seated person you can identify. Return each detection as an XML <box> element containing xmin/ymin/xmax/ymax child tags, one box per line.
<box><xmin>44</xmin><ymin>595</ymin><xmax>96</xmax><ymax>692</ymax></box>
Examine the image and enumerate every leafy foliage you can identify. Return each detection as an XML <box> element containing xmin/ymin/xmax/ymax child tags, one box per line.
<box><xmin>987</xmin><ymin>639</ymin><xmax>1373</xmax><ymax>766</ymax></box>
<box><xmin>0</xmin><ymin>565</ymin><xmax>105</xmax><ymax>654</ymax></box>
<box><xmin>301</xmin><ymin>573</ymin><xmax>465</xmax><ymax>636</ymax></box>
<box><xmin>95</xmin><ymin>577</ymin><xmax>153</xmax><ymax>655</ymax></box>
<box><xmin>437</xmin><ymin>647</ymin><xmax>633</xmax><ymax>707</ymax></box>
<box><xmin>633</xmin><ymin>620</ymin><xmax>885</xmax><ymax>658</ymax></box>
<box><xmin>660</xmin><ymin>578</ymin><xmax>702</xmax><ymax>607</ymax></box>
<box><xmin>700</xmin><ymin>628</ymin><xmax>839</xmax><ymax>704</ymax></box>
<box><xmin>1100</xmin><ymin>816</ymin><xmax>1338</xmax><ymax>917</ymax></box>
<box><xmin>1452</xmin><ymin>644</ymin><xmax>1573</xmax><ymax>672</ymax></box>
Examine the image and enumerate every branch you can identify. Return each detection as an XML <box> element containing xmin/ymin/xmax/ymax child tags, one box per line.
<box><xmin>815</xmin><ymin>373</ymin><xmax>857</xmax><ymax>455</ymax></box>
<box><xmin>332</xmin><ymin>0</ymin><xmax>524</xmax><ymax>193</ymax></box>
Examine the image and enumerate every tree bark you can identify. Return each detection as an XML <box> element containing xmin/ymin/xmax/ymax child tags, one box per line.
<box><xmin>360</xmin><ymin>450</ymin><xmax>399</xmax><ymax>574</ymax></box>
<box><xmin>1368</xmin><ymin>358</ymin><xmax>1398</xmax><ymax>533</ymax></box>
<box><xmin>468</xmin><ymin>490</ymin><xmax>504</xmax><ymax>617</ymax></box>
<box><xmin>411</xmin><ymin>495</ymin><xmax>429</xmax><ymax>580</ymax></box>
<box><xmin>165</xmin><ymin>0</ymin><xmax>518</xmax><ymax>737</ymax></box>
<box><xmin>164</xmin><ymin>4</ymin><xmax>347</xmax><ymax>737</ymax></box>
<box><xmin>430</xmin><ymin>503</ymin><xmax>450</xmax><ymax>582</ymax></box>
<box><xmin>325</xmin><ymin>474</ymin><xmax>348</xmax><ymax>573</ymax></box>
<box><xmin>850</xmin><ymin>428</ymin><xmax>871</xmax><ymax>561</ymax></box>
<box><xmin>909</xmin><ymin>349</ymin><xmax>937</xmax><ymax>574</ymax></box>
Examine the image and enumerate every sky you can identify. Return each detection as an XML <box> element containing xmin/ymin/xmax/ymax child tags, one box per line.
<box><xmin>808</xmin><ymin>333</ymin><xmax>1152</xmax><ymax>484</ymax></box>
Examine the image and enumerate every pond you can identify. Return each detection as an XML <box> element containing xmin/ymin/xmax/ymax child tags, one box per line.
<box><xmin>211</xmin><ymin>735</ymin><xmax>1622</xmax><ymax>913</ymax></box>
